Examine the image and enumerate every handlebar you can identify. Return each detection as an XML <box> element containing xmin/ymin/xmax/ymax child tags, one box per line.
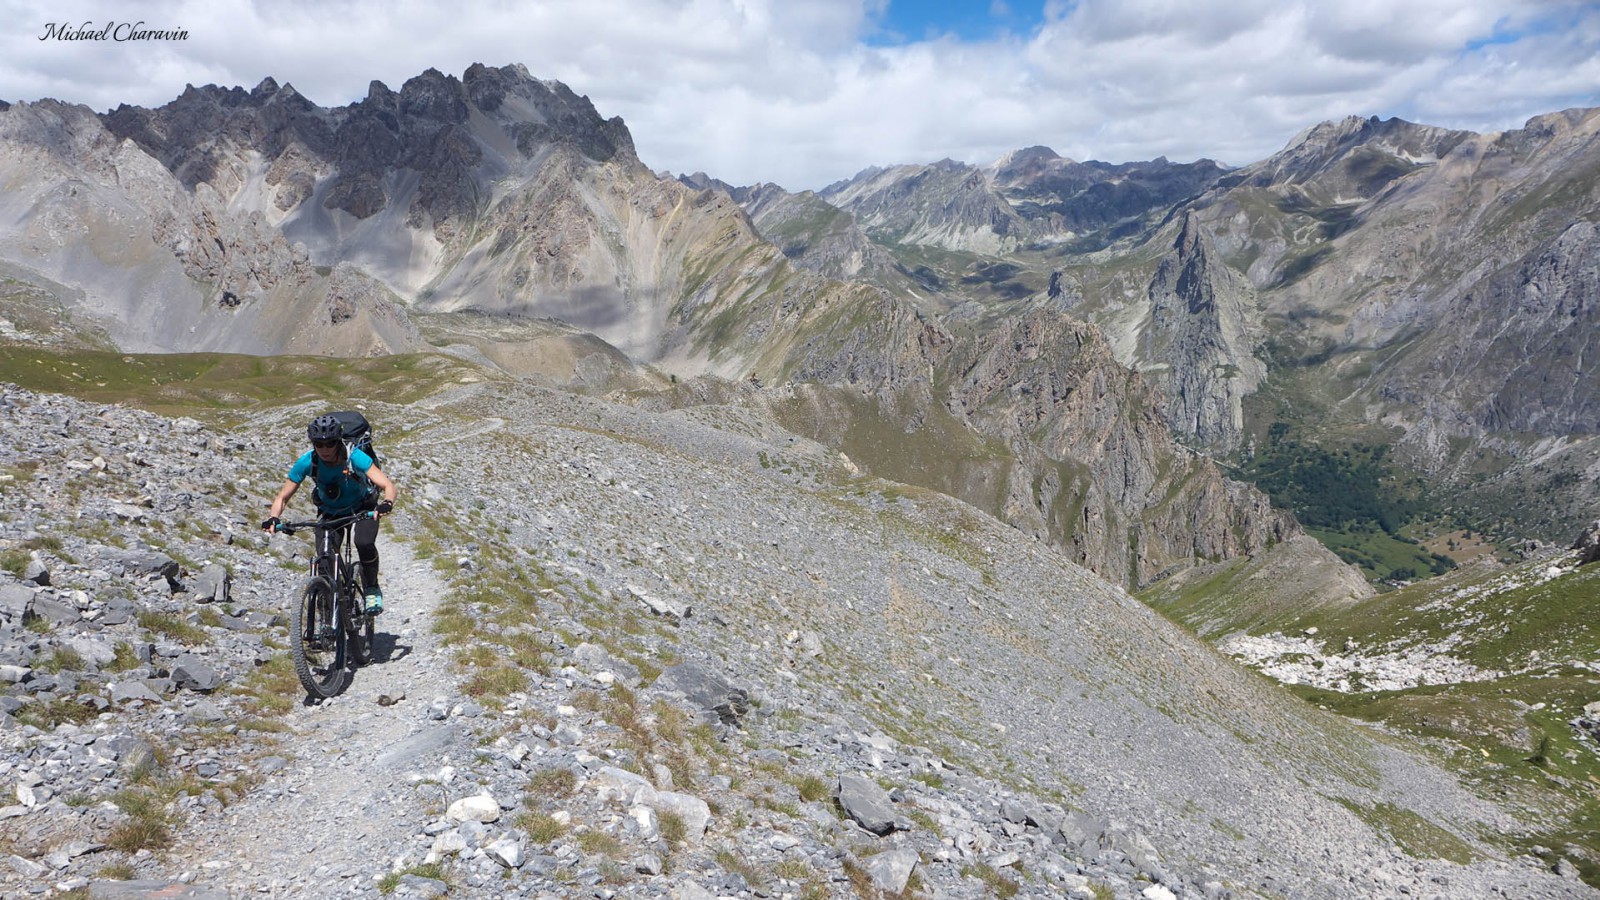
<box><xmin>274</xmin><ymin>511</ymin><xmax>377</xmax><ymax>535</ymax></box>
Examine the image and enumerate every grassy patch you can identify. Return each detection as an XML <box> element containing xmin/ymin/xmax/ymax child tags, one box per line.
<box><xmin>518</xmin><ymin>811</ymin><xmax>568</xmax><ymax>844</ymax></box>
<box><xmin>0</xmin><ymin>549</ymin><xmax>28</xmax><ymax>576</ymax></box>
<box><xmin>137</xmin><ymin>611</ymin><xmax>208</xmax><ymax>645</ymax></box>
<box><xmin>36</xmin><ymin>647</ymin><xmax>86</xmax><ymax>674</ymax></box>
<box><xmin>0</xmin><ymin>348</ymin><xmax>489</xmax><ymax>423</ymax></box>
<box><xmin>527</xmin><ymin>767</ymin><xmax>578</xmax><ymax>800</ymax></box>
<box><xmin>229</xmin><ymin>652</ymin><xmax>299</xmax><ymax>717</ymax></box>
<box><xmin>1182</xmin><ymin>553</ymin><xmax>1600</xmax><ymax>884</ymax></box>
<box><xmin>107</xmin><ymin>785</ymin><xmax>175</xmax><ymax>853</ymax></box>
<box><xmin>576</xmin><ymin>829</ymin><xmax>625</xmax><ymax>859</ymax></box>
<box><xmin>377</xmin><ymin>862</ymin><xmax>450</xmax><ymax>895</ymax></box>
<box><xmin>14</xmin><ymin>697</ymin><xmax>100</xmax><ymax>729</ymax></box>
<box><xmin>960</xmin><ymin>861</ymin><xmax>1020</xmax><ymax>898</ymax></box>
<box><xmin>659</xmin><ymin>810</ymin><xmax>688</xmax><ymax>849</ymax></box>
<box><xmin>1332</xmin><ymin>799</ymin><xmax>1478</xmax><ymax>864</ymax></box>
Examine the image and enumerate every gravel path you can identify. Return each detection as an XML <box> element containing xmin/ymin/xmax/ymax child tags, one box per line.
<box><xmin>162</xmin><ymin>537</ymin><xmax>462</xmax><ymax>898</ymax></box>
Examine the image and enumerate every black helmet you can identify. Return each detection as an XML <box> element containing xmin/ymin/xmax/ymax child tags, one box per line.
<box><xmin>307</xmin><ymin>415</ymin><xmax>343</xmax><ymax>444</ymax></box>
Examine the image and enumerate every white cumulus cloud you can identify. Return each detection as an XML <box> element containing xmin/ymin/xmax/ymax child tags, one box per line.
<box><xmin>0</xmin><ymin>0</ymin><xmax>1595</xmax><ymax>190</ymax></box>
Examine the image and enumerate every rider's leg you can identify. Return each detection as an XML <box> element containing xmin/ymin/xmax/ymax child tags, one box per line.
<box><xmin>354</xmin><ymin>515</ymin><xmax>382</xmax><ymax>611</ymax></box>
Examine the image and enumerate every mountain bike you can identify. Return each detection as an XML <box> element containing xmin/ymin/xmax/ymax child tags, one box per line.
<box><xmin>274</xmin><ymin>511</ymin><xmax>377</xmax><ymax>699</ymax></box>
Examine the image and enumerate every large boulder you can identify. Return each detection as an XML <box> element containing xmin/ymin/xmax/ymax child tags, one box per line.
<box><xmin>1574</xmin><ymin>520</ymin><xmax>1600</xmax><ymax>565</ymax></box>
<box><xmin>835</xmin><ymin>773</ymin><xmax>897</xmax><ymax>835</ymax></box>
<box><xmin>651</xmin><ymin>662</ymin><xmax>749</xmax><ymax>725</ymax></box>
<box><xmin>0</xmin><ymin>584</ymin><xmax>35</xmax><ymax>622</ymax></box>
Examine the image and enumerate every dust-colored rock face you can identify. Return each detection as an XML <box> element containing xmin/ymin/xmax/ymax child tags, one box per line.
<box><xmin>936</xmin><ymin>307</ymin><xmax>1292</xmax><ymax>584</ymax></box>
<box><xmin>775</xmin><ymin>295</ymin><xmax>1296</xmax><ymax>588</ymax></box>
<box><xmin>1379</xmin><ymin>219</ymin><xmax>1600</xmax><ymax>437</ymax></box>
<box><xmin>1142</xmin><ymin>212</ymin><xmax>1267</xmax><ymax>451</ymax></box>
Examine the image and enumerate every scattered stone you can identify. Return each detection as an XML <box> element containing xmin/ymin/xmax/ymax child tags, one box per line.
<box><xmin>192</xmin><ymin>564</ymin><xmax>230</xmax><ymax>604</ymax></box>
<box><xmin>836</xmin><ymin>773</ymin><xmax>897</xmax><ymax>835</ymax></box>
<box><xmin>651</xmin><ymin>662</ymin><xmax>749</xmax><ymax>725</ymax></box>
<box><xmin>864</xmin><ymin>848</ymin><xmax>919</xmax><ymax>893</ymax></box>
<box><xmin>169</xmin><ymin>655</ymin><xmax>222</xmax><ymax>692</ymax></box>
<box><xmin>446</xmin><ymin>793</ymin><xmax>501</xmax><ymax>823</ymax></box>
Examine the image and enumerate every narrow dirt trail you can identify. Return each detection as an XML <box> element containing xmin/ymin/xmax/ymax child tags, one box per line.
<box><xmin>170</xmin><ymin>535</ymin><xmax>465</xmax><ymax>898</ymax></box>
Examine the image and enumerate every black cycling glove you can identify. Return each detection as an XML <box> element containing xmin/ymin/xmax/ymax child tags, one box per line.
<box><xmin>374</xmin><ymin>500</ymin><xmax>394</xmax><ymax>516</ymax></box>
<box><xmin>261</xmin><ymin>516</ymin><xmax>281</xmax><ymax>532</ymax></box>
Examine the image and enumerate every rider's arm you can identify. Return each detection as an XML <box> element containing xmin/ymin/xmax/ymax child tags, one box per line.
<box><xmin>267</xmin><ymin>479</ymin><xmax>299</xmax><ymax>518</ymax></box>
<box><xmin>367</xmin><ymin>465</ymin><xmax>398</xmax><ymax>505</ymax></box>
<box><xmin>268</xmin><ymin>453</ymin><xmax>313</xmax><ymax>521</ymax></box>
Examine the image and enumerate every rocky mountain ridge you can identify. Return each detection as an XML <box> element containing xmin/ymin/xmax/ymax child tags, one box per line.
<box><xmin>0</xmin><ymin>63</ymin><xmax>1308</xmax><ymax>596</ymax></box>
<box><xmin>737</xmin><ymin>106</ymin><xmax>1600</xmax><ymax>543</ymax></box>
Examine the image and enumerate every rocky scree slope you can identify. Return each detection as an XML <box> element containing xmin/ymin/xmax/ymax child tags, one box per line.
<box><xmin>0</xmin><ymin>381</ymin><xmax>1587</xmax><ymax>899</ymax></box>
<box><xmin>0</xmin><ymin>100</ymin><xmax>421</xmax><ymax>357</ymax></box>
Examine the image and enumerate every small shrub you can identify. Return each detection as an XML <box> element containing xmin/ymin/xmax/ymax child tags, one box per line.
<box><xmin>961</xmin><ymin>862</ymin><xmax>1019</xmax><ymax>898</ymax></box>
<box><xmin>463</xmin><ymin>664</ymin><xmax>528</xmax><ymax>699</ymax></box>
<box><xmin>36</xmin><ymin>647</ymin><xmax>86</xmax><ymax>674</ymax></box>
<box><xmin>714</xmin><ymin>849</ymin><xmax>763</xmax><ymax>888</ymax></box>
<box><xmin>795</xmin><ymin>774</ymin><xmax>829</xmax><ymax>803</ymax></box>
<box><xmin>518</xmin><ymin>811</ymin><xmax>568</xmax><ymax>843</ymax></box>
<box><xmin>96</xmin><ymin>862</ymin><xmax>137</xmax><ymax>880</ymax></box>
<box><xmin>14</xmin><ymin>698</ymin><xmax>98</xmax><ymax>729</ymax></box>
<box><xmin>658</xmin><ymin>809</ymin><xmax>687</xmax><ymax>849</ymax></box>
<box><xmin>107</xmin><ymin>642</ymin><xmax>143</xmax><ymax>672</ymax></box>
<box><xmin>378</xmin><ymin>862</ymin><xmax>449</xmax><ymax>895</ymax></box>
<box><xmin>577</xmin><ymin>829</ymin><xmax>624</xmax><ymax>858</ymax></box>
<box><xmin>107</xmin><ymin>790</ymin><xmax>173</xmax><ymax>853</ymax></box>
<box><xmin>527</xmin><ymin>767</ymin><xmax>578</xmax><ymax>800</ymax></box>
<box><xmin>137</xmin><ymin>611</ymin><xmax>207</xmax><ymax>645</ymax></box>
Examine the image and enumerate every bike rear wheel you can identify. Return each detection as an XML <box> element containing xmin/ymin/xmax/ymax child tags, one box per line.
<box><xmin>291</xmin><ymin>577</ymin><xmax>348</xmax><ymax>699</ymax></box>
<box><xmin>346</xmin><ymin>581</ymin><xmax>373</xmax><ymax>667</ymax></box>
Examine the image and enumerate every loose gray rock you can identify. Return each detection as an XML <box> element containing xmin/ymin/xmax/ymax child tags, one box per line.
<box><xmin>110</xmin><ymin>681</ymin><xmax>165</xmax><ymax>705</ymax></box>
<box><xmin>0</xmin><ymin>583</ymin><xmax>34</xmax><ymax>621</ymax></box>
<box><xmin>836</xmin><ymin>773</ymin><xmax>897</xmax><ymax>836</ymax></box>
<box><xmin>192</xmin><ymin>563</ymin><xmax>230</xmax><ymax>604</ymax></box>
<box><xmin>22</xmin><ymin>559</ymin><xmax>49</xmax><ymax>586</ymax></box>
<box><xmin>115</xmin><ymin>549</ymin><xmax>180</xmax><ymax>581</ymax></box>
<box><xmin>169</xmin><ymin>655</ymin><xmax>222</xmax><ymax>692</ymax></box>
<box><xmin>32</xmin><ymin>594</ymin><xmax>81</xmax><ymax>626</ymax></box>
<box><xmin>1575</xmin><ymin>520</ymin><xmax>1600</xmax><ymax>565</ymax></box>
<box><xmin>864</xmin><ymin>848</ymin><xmax>919</xmax><ymax>893</ymax></box>
<box><xmin>651</xmin><ymin>661</ymin><xmax>750</xmax><ymax>725</ymax></box>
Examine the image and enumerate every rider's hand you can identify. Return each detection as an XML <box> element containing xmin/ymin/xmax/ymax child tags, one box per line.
<box><xmin>374</xmin><ymin>500</ymin><xmax>394</xmax><ymax>516</ymax></box>
<box><xmin>261</xmin><ymin>516</ymin><xmax>281</xmax><ymax>533</ymax></box>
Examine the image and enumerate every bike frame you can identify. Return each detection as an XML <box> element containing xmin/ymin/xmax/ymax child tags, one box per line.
<box><xmin>281</xmin><ymin>511</ymin><xmax>371</xmax><ymax>597</ymax></box>
<box><xmin>277</xmin><ymin>511</ymin><xmax>377</xmax><ymax>697</ymax></box>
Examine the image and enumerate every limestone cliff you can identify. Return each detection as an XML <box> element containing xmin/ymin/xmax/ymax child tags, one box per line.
<box><xmin>1141</xmin><ymin>212</ymin><xmax>1267</xmax><ymax>451</ymax></box>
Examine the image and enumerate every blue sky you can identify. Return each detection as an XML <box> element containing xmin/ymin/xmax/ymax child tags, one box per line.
<box><xmin>2</xmin><ymin>0</ymin><xmax>1597</xmax><ymax>190</ymax></box>
<box><xmin>868</xmin><ymin>0</ymin><xmax>1050</xmax><ymax>44</ymax></box>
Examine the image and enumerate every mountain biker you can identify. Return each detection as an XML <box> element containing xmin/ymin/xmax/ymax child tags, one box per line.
<box><xmin>261</xmin><ymin>415</ymin><xmax>398</xmax><ymax>614</ymax></box>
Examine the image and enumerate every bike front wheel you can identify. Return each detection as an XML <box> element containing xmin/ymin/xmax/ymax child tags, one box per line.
<box><xmin>291</xmin><ymin>577</ymin><xmax>348</xmax><ymax>699</ymax></box>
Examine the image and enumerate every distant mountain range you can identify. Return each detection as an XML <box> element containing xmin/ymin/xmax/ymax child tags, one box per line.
<box><xmin>2</xmin><ymin>62</ymin><xmax>1595</xmax><ymax>591</ymax></box>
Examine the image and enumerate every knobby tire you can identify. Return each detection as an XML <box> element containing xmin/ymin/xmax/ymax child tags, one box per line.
<box><xmin>292</xmin><ymin>577</ymin><xmax>348</xmax><ymax>699</ymax></box>
<box><xmin>346</xmin><ymin>581</ymin><xmax>373</xmax><ymax>667</ymax></box>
